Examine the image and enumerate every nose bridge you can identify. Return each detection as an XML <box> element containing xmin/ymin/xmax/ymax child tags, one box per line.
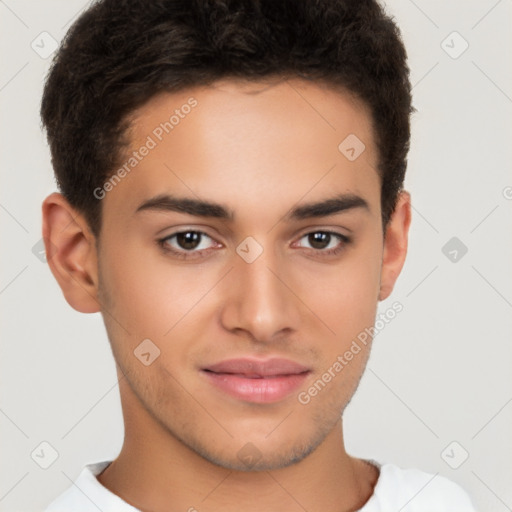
<box><xmin>221</xmin><ymin>240</ymin><xmax>300</xmax><ymax>340</ymax></box>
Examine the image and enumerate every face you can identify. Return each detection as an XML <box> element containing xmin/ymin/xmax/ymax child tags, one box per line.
<box><xmin>55</xmin><ymin>78</ymin><xmax>408</xmax><ymax>471</ymax></box>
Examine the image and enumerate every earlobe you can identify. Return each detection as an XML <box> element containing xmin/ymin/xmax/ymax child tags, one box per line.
<box><xmin>42</xmin><ymin>192</ymin><xmax>101</xmax><ymax>313</ymax></box>
<box><xmin>378</xmin><ymin>191</ymin><xmax>411</xmax><ymax>301</ymax></box>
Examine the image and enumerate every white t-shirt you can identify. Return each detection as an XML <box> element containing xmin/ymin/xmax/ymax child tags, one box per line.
<box><xmin>44</xmin><ymin>459</ymin><xmax>477</xmax><ymax>511</ymax></box>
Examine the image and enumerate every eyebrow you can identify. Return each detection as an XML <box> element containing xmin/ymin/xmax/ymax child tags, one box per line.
<box><xmin>135</xmin><ymin>193</ymin><xmax>369</xmax><ymax>221</ymax></box>
<box><xmin>286</xmin><ymin>194</ymin><xmax>369</xmax><ymax>220</ymax></box>
<box><xmin>135</xmin><ymin>194</ymin><xmax>234</xmax><ymax>219</ymax></box>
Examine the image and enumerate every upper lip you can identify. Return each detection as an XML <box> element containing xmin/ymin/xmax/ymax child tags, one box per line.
<box><xmin>203</xmin><ymin>358</ymin><xmax>310</xmax><ymax>377</ymax></box>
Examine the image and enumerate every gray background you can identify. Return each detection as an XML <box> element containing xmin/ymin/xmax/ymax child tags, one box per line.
<box><xmin>1</xmin><ymin>1</ymin><xmax>511</xmax><ymax>510</ymax></box>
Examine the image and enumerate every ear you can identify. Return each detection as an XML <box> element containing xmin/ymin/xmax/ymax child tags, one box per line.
<box><xmin>378</xmin><ymin>191</ymin><xmax>411</xmax><ymax>301</ymax></box>
<box><xmin>42</xmin><ymin>192</ymin><xmax>101</xmax><ymax>313</ymax></box>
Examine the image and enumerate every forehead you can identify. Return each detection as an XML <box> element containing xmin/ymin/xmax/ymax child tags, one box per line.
<box><xmin>129</xmin><ymin>76</ymin><xmax>375</xmax><ymax>148</ymax></box>
<box><xmin>103</xmin><ymin>77</ymin><xmax>380</xmax><ymax>222</ymax></box>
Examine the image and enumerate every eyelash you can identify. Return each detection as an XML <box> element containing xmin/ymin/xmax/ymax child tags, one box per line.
<box><xmin>157</xmin><ymin>230</ymin><xmax>351</xmax><ymax>260</ymax></box>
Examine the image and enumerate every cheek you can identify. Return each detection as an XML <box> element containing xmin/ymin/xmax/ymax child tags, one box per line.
<box><xmin>298</xmin><ymin>258</ymin><xmax>379</xmax><ymax>407</ymax></box>
<box><xmin>298</xmin><ymin>243</ymin><xmax>382</xmax><ymax>341</ymax></box>
<box><xmin>100</xmin><ymin>240</ymin><xmax>199</xmax><ymax>335</ymax></box>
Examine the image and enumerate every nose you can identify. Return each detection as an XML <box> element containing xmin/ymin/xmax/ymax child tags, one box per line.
<box><xmin>220</xmin><ymin>245</ymin><xmax>302</xmax><ymax>343</ymax></box>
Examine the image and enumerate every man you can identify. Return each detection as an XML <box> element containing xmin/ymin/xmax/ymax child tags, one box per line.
<box><xmin>41</xmin><ymin>0</ymin><xmax>476</xmax><ymax>510</ymax></box>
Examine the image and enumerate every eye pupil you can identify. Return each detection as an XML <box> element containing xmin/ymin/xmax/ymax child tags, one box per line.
<box><xmin>177</xmin><ymin>232</ymin><xmax>201</xmax><ymax>250</ymax></box>
<box><xmin>308</xmin><ymin>232</ymin><xmax>330</xmax><ymax>249</ymax></box>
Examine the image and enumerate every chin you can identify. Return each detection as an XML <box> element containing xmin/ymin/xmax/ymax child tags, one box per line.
<box><xmin>182</xmin><ymin>427</ymin><xmax>327</xmax><ymax>473</ymax></box>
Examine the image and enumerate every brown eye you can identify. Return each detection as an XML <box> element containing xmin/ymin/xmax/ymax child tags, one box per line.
<box><xmin>308</xmin><ymin>232</ymin><xmax>331</xmax><ymax>249</ymax></box>
<box><xmin>176</xmin><ymin>231</ymin><xmax>202</xmax><ymax>250</ymax></box>
<box><xmin>296</xmin><ymin>230</ymin><xmax>350</xmax><ymax>256</ymax></box>
<box><xmin>160</xmin><ymin>230</ymin><xmax>217</xmax><ymax>256</ymax></box>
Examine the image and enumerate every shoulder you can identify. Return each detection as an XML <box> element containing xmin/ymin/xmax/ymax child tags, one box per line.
<box><xmin>362</xmin><ymin>462</ymin><xmax>477</xmax><ymax>512</ymax></box>
<box><xmin>44</xmin><ymin>461</ymin><xmax>140</xmax><ymax>512</ymax></box>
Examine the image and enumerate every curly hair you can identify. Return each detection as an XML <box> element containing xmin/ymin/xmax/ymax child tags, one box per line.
<box><xmin>41</xmin><ymin>0</ymin><xmax>412</xmax><ymax>237</ymax></box>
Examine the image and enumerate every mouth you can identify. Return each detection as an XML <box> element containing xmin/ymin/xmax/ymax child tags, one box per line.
<box><xmin>200</xmin><ymin>357</ymin><xmax>311</xmax><ymax>403</ymax></box>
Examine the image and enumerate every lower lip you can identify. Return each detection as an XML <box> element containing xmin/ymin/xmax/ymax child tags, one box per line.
<box><xmin>201</xmin><ymin>370</ymin><xmax>310</xmax><ymax>403</ymax></box>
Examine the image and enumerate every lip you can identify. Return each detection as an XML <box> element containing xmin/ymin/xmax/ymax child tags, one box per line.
<box><xmin>201</xmin><ymin>357</ymin><xmax>311</xmax><ymax>404</ymax></box>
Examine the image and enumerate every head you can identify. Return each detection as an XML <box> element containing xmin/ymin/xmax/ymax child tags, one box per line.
<box><xmin>41</xmin><ymin>0</ymin><xmax>412</xmax><ymax>471</ymax></box>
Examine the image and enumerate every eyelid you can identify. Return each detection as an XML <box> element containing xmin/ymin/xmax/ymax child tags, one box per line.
<box><xmin>294</xmin><ymin>226</ymin><xmax>351</xmax><ymax>242</ymax></box>
<box><xmin>293</xmin><ymin>230</ymin><xmax>350</xmax><ymax>249</ymax></box>
<box><xmin>160</xmin><ymin>229</ymin><xmax>220</xmax><ymax>248</ymax></box>
<box><xmin>156</xmin><ymin>223</ymin><xmax>221</xmax><ymax>237</ymax></box>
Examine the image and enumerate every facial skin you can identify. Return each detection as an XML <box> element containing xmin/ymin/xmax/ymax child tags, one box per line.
<box><xmin>43</xmin><ymin>77</ymin><xmax>411</xmax><ymax>512</ymax></box>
